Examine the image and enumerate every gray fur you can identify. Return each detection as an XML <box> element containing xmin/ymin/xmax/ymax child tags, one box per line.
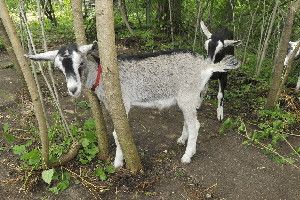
<box><xmin>27</xmin><ymin>46</ymin><xmax>240</xmax><ymax>167</ymax></box>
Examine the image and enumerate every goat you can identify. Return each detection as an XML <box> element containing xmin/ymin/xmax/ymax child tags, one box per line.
<box><xmin>26</xmin><ymin>43</ymin><xmax>240</xmax><ymax>167</ymax></box>
<box><xmin>284</xmin><ymin>41</ymin><xmax>300</xmax><ymax>93</ymax></box>
<box><xmin>200</xmin><ymin>21</ymin><xmax>241</xmax><ymax>121</ymax></box>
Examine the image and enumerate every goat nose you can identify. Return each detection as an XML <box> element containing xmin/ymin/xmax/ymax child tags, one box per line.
<box><xmin>69</xmin><ymin>87</ymin><xmax>77</xmax><ymax>95</ymax></box>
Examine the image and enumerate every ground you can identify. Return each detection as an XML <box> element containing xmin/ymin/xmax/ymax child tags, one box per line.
<box><xmin>0</xmin><ymin>51</ymin><xmax>300</xmax><ymax>200</ymax></box>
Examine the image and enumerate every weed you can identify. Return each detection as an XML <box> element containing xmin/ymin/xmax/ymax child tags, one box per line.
<box><xmin>3</xmin><ymin>123</ymin><xmax>16</xmax><ymax>144</ymax></box>
<box><xmin>95</xmin><ymin>163</ymin><xmax>116</xmax><ymax>181</ymax></box>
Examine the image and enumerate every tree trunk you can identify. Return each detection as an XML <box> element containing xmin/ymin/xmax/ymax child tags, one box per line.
<box><xmin>193</xmin><ymin>0</ymin><xmax>202</xmax><ymax>51</ymax></box>
<box><xmin>41</xmin><ymin>0</ymin><xmax>58</xmax><ymax>26</ymax></box>
<box><xmin>255</xmin><ymin>0</ymin><xmax>279</xmax><ymax>77</ymax></box>
<box><xmin>0</xmin><ymin>0</ymin><xmax>49</xmax><ymax>168</ymax></box>
<box><xmin>0</xmin><ymin>19</ymin><xmax>23</xmax><ymax>79</ymax></box>
<box><xmin>146</xmin><ymin>0</ymin><xmax>152</xmax><ymax>26</ymax></box>
<box><xmin>118</xmin><ymin>0</ymin><xmax>134</xmax><ymax>34</ymax></box>
<box><xmin>71</xmin><ymin>0</ymin><xmax>109</xmax><ymax>160</ymax></box>
<box><xmin>95</xmin><ymin>0</ymin><xmax>143</xmax><ymax>174</ymax></box>
<box><xmin>266</xmin><ymin>0</ymin><xmax>300</xmax><ymax>109</ymax></box>
<box><xmin>156</xmin><ymin>0</ymin><xmax>182</xmax><ymax>34</ymax></box>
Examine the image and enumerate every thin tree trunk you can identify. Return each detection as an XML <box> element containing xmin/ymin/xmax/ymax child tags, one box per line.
<box><xmin>229</xmin><ymin>0</ymin><xmax>235</xmax><ymax>35</ymax></box>
<box><xmin>118</xmin><ymin>0</ymin><xmax>134</xmax><ymax>34</ymax></box>
<box><xmin>71</xmin><ymin>0</ymin><xmax>109</xmax><ymax>160</ymax></box>
<box><xmin>255</xmin><ymin>0</ymin><xmax>266</xmax><ymax>70</ymax></box>
<box><xmin>266</xmin><ymin>0</ymin><xmax>300</xmax><ymax>109</ymax></box>
<box><xmin>146</xmin><ymin>0</ymin><xmax>152</xmax><ymax>26</ymax></box>
<box><xmin>193</xmin><ymin>0</ymin><xmax>202</xmax><ymax>51</ymax></box>
<box><xmin>168</xmin><ymin>0</ymin><xmax>174</xmax><ymax>43</ymax></box>
<box><xmin>0</xmin><ymin>19</ymin><xmax>23</xmax><ymax>78</ymax></box>
<box><xmin>242</xmin><ymin>1</ymin><xmax>260</xmax><ymax>65</ymax></box>
<box><xmin>255</xmin><ymin>0</ymin><xmax>279</xmax><ymax>77</ymax></box>
<box><xmin>41</xmin><ymin>0</ymin><xmax>58</xmax><ymax>26</ymax></box>
<box><xmin>0</xmin><ymin>0</ymin><xmax>49</xmax><ymax>168</ymax></box>
<box><xmin>95</xmin><ymin>0</ymin><xmax>142</xmax><ymax>174</ymax></box>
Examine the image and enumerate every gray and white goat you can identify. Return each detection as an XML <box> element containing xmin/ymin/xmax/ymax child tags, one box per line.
<box><xmin>26</xmin><ymin>43</ymin><xmax>240</xmax><ymax>167</ymax></box>
<box><xmin>200</xmin><ymin>21</ymin><xmax>241</xmax><ymax>120</ymax></box>
<box><xmin>284</xmin><ymin>41</ymin><xmax>300</xmax><ymax>93</ymax></box>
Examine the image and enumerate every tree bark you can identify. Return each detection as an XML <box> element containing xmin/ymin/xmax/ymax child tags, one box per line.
<box><xmin>117</xmin><ymin>0</ymin><xmax>134</xmax><ymax>34</ymax></box>
<box><xmin>95</xmin><ymin>0</ymin><xmax>142</xmax><ymax>174</ymax></box>
<box><xmin>266</xmin><ymin>0</ymin><xmax>300</xmax><ymax>109</ymax></box>
<box><xmin>41</xmin><ymin>0</ymin><xmax>58</xmax><ymax>26</ymax></box>
<box><xmin>0</xmin><ymin>0</ymin><xmax>49</xmax><ymax>168</ymax></box>
<box><xmin>146</xmin><ymin>0</ymin><xmax>152</xmax><ymax>26</ymax></box>
<box><xmin>255</xmin><ymin>0</ymin><xmax>279</xmax><ymax>77</ymax></box>
<box><xmin>0</xmin><ymin>19</ymin><xmax>23</xmax><ymax>79</ymax></box>
<box><xmin>156</xmin><ymin>0</ymin><xmax>182</xmax><ymax>34</ymax></box>
<box><xmin>71</xmin><ymin>0</ymin><xmax>109</xmax><ymax>160</ymax></box>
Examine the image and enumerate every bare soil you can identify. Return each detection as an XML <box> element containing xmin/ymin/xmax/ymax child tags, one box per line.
<box><xmin>0</xmin><ymin>51</ymin><xmax>299</xmax><ymax>200</ymax></box>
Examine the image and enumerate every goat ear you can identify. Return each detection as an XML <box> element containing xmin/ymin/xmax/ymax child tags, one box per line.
<box><xmin>223</xmin><ymin>40</ymin><xmax>241</xmax><ymax>47</ymax></box>
<box><xmin>200</xmin><ymin>21</ymin><xmax>212</xmax><ymax>39</ymax></box>
<box><xmin>25</xmin><ymin>50</ymin><xmax>58</xmax><ymax>61</ymax></box>
<box><xmin>78</xmin><ymin>44</ymin><xmax>94</xmax><ymax>54</ymax></box>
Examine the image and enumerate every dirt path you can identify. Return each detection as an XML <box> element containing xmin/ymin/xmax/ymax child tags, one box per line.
<box><xmin>0</xmin><ymin>52</ymin><xmax>299</xmax><ymax>200</ymax></box>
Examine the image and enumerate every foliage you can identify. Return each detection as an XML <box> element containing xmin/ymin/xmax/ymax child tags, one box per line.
<box><xmin>47</xmin><ymin>169</ymin><xmax>71</xmax><ymax>194</ymax></box>
<box><xmin>5</xmin><ymin>114</ymin><xmax>114</xmax><ymax>194</ymax></box>
<box><xmin>3</xmin><ymin>123</ymin><xmax>16</xmax><ymax>144</ymax></box>
<box><xmin>95</xmin><ymin>163</ymin><xmax>116</xmax><ymax>181</ymax></box>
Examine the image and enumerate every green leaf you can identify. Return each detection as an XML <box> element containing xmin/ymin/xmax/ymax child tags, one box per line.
<box><xmin>42</xmin><ymin>169</ymin><xmax>55</xmax><ymax>185</ymax></box>
<box><xmin>57</xmin><ymin>179</ymin><xmax>70</xmax><ymax>191</ymax></box>
<box><xmin>2</xmin><ymin>123</ymin><xmax>10</xmax><ymax>133</ymax></box>
<box><xmin>219</xmin><ymin>118</ymin><xmax>235</xmax><ymax>134</ymax></box>
<box><xmin>4</xmin><ymin>132</ymin><xmax>16</xmax><ymax>144</ymax></box>
<box><xmin>95</xmin><ymin>167</ymin><xmax>107</xmax><ymax>181</ymax></box>
<box><xmin>49</xmin><ymin>186</ymin><xmax>59</xmax><ymax>194</ymax></box>
<box><xmin>81</xmin><ymin>138</ymin><xmax>90</xmax><ymax>148</ymax></box>
<box><xmin>0</xmin><ymin>146</ymin><xmax>5</xmax><ymax>153</ymax></box>
<box><xmin>105</xmin><ymin>164</ymin><xmax>116</xmax><ymax>174</ymax></box>
<box><xmin>12</xmin><ymin>145</ymin><xmax>26</xmax><ymax>155</ymax></box>
<box><xmin>21</xmin><ymin>149</ymin><xmax>41</xmax><ymax>166</ymax></box>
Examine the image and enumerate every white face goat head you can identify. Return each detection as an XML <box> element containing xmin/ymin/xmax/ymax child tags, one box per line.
<box><xmin>26</xmin><ymin>43</ymin><xmax>95</xmax><ymax>97</ymax></box>
<box><xmin>200</xmin><ymin>21</ymin><xmax>241</xmax><ymax>63</ymax></box>
<box><xmin>284</xmin><ymin>41</ymin><xmax>300</xmax><ymax>66</ymax></box>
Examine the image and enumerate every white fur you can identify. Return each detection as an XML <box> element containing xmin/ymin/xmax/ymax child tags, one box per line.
<box><xmin>200</xmin><ymin>21</ymin><xmax>212</xmax><ymax>39</ymax></box>
<box><xmin>217</xmin><ymin>80</ymin><xmax>224</xmax><ymax>121</ymax></box>
<box><xmin>79</xmin><ymin>44</ymin><xmax>94</xmax><ymax>54</ymax></box>
<box><xmin>223</xmin><ymin>40</ymin><xmax>241</xmax><ymax>47</ymax></box>
<box><xmin>28</xmin><ymin>46</ymin><xmax>240</xmax><ymax>168</ymax></box>
<box><xmin>284</xmin><ymin>41</ymin><xmax>300</xmax><ymax>66</ymax></box>
<box><xmin>112</xmin><ymin>131</ymin><xmax>124</xmax><ymax>168</ymax></box>
<box><xmin>296</xmin><ymin>75</ymin><xmax>300</xmax><ymax>93</ymax></box>
<box><xmin>26</xmin><ymin>50</ymin><xmax>58</xmax><ymax>60</ymax></box>
<box><xmin>283</xmin><ymin>41</ymin><xmax>300</xmax><ymax>92</ymax></box>
<box><xmin>213</xmin><ymin>41</ymin><xmax>223</xmax><ymax>62</ymax></box>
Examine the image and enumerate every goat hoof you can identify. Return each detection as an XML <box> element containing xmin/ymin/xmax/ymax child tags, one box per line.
<box><xmin>114</xmin><ymin>160</ymin><xmax>124</xmax><ymax>168</ymax></box>
<box><xmin>181</xmin><ymin>154</ymin><xmax>191</xmax><ymax>163</ymax></box>
<box><xmin>177</xmin><ymin>137</ymin><xmax>187</xmax><ymax>145</ymax></box>
<box><xmin>217</xmin><ymin>107</ymin><xmax>224</xmax><ymax>121</ymax></box>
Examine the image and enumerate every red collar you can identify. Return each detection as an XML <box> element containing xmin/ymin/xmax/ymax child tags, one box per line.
<box><xmin>91</xmin><ymin>64</ymin><xmax>102</xmax><ymax>91</ymax></box>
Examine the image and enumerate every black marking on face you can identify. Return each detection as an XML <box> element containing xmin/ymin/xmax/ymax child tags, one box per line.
<box><xmin>287</xmin><ymin>43</ymin><xmax>292</xmax><ymax>54</ymax></box>
<box><xmin>62</xmin><ymin>57</ymin><xmax>76</xmax><ymax>79</ymax></box>
<box><xmin>207</xmin><ymin>28</ymin><xmax>234</xmax><ymax>63</ymax></box>
<box><xmin>58</xmin><ymin>43</ymin><xmax>79</xmax><ymax>57</ymax></box>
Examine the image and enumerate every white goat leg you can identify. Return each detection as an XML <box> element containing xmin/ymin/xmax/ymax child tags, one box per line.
<box><xmin>181</xmin><ymin>112</ymin><xmax>200</xmax><ymax>163</ymax></box>
<box><xmin>177</xmin><ymin>121</ymin><xmax>188</xmax><ymax>145</ymax></box>
<box><xmin>112</xmin><ymin>130</ymin><xmax>124</xmax><ymax>168</ymax></box>
<box><xmin>296</xmin><ymin>75</ymin><xmax>300</xmax><ymax>93</ymax></box>
<box><xmin>178</xmin><ymin>96</ymin><xmax>200</xmax><ymax>163</ymax></box>
<box><xmin>197</xmin><ymin>83</ymin><xmax>208</xmax><ymax>109</ymax></box>
<box><xmin>217</xmin><ymin>80</ymin><xmax>224</xmax><ymax>121</ymax></box>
